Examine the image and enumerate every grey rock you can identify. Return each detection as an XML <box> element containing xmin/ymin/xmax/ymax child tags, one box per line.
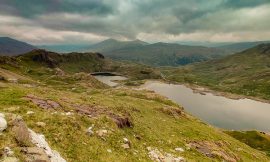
<box><xmin>0</xmin><ymin>113</ymin><xmax>7</xmax><ymax>132</ymax></box>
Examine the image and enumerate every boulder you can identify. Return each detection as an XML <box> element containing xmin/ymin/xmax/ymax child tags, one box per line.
<box><xmin>0</xmin><ymin>113</ymin><xmax>7</xmax><ymax>132</ymax></box>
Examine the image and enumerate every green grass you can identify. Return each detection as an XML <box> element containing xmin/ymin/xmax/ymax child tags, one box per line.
<box><xmin>225</xmin><ymin>131</ymin><xmax>270</xmax><ymax>156</ymax></box>
<box><xmin>0</xmin><ymin>49</ymin><xmax>270</xmax><ymax>161</ymax></box>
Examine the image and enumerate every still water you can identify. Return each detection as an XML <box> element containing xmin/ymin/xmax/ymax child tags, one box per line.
<box><xmin>142</xmin><ymin>81</ymin><xmax>270</xmax><ymax>131</ymax></box>
<box><xmin>93</xmin><ymin>75</ymin><xmax>127</xmax><ymax>86</ymax></box>
<box><xmin>94</xmin><ymin>76</ymin><xmax>270</xmax><ymax>131</ymax></box>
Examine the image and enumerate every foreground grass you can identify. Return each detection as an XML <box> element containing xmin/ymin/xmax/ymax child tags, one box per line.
<box><xmin>1</xmin><ymin>82</ymin><xmax>270</xmax><ymax>161</ymax></box>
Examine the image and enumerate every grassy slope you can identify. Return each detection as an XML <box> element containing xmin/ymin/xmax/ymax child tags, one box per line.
<box><xmin>225</xmin><ymin>131</ymin><xmax>270</xmax><ymax>156</ymax></box>
<box><xmin>162</xmin><ymin>44</ymin><xmax>270</xmax><ymax>100</ymax></box>
<box><xmin>0</xmin><ymin>50</ymin><xmax>269</xmax><ymax>161</ymax></box>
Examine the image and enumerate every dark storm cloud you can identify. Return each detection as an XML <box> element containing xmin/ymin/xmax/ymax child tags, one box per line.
<box><xmin>0</xmin><ymin>0</ymin><xmax>114</xmax><ymax>17</ymax></box>
<box><xmin>0</xmin><ymin>0</ymin><xmax>270</xmax><ymax>44</ymax></box>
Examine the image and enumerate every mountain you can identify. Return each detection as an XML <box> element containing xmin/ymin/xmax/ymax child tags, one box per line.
<box><xmin>0</xmin><ymin>50</ymin><xmax>269</xmax><ymax>161</ymax></box>
<box><xmin>217</xmin><ymin>41</ymin><xmax>270</xmax><ymax>53</ymax></box>
<box><xmin>164</xmin><ymin>43</ymin><xmax>270</xmax><ymax>100</ymax></box>
<box><xmin>38</xmin><ymin>44</ymin><xmax>90</xmax><ymax>53</ymax></box>
<box><xmin>0</xmin><ymin>37</ymin><xmax>36</xmax><ymax>56</ymax></box>
<box><xmin>86</xmin><ymin>38</ymin><xmax>148</xmax><ymax>52</ymax></box>
<box><xmin>87</xmin><ymin>39</ymin><xmax>229</xmax><ymax>66</ymax></box>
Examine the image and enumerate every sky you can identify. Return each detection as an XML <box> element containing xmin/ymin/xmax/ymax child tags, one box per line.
<box><xmin>0</xmin><ymin>0</ymin><xmax>270</xmax><ymax>45</ymax></box>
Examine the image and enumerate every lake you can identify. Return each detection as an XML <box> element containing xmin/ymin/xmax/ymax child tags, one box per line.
<box><xmin>93</xmin><ymin>75</ymin><xmax>127</xmax><ymax>86</ymax></box>
<box><xmin>94</xmin><ymin>76</ymin><xmax>270</xmax><ymax>131</ymax></box>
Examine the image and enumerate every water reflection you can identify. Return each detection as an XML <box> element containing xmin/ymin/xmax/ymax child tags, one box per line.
<box><xmin>142</xmin><ymin>81</ymin><xmax>270</xmax><ymax>131</ymax></box>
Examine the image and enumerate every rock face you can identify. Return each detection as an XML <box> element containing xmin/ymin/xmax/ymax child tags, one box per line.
<box><xmin>0</xmin><ymin>113</ymin><xmax>7</xmax><ymax>132</ymax></box>
<box><xmin>29</xmin><ymin>129</ymin><xmax>66</xmax><ymax>162</ymax></box>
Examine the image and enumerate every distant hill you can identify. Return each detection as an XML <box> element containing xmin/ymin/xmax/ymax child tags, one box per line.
<box><xmin>0</xmin><ymin>37</ymin><xmax>36</xmax><ymax>56</ymax></box>
<box><xmin>165</xmin><ymin>43</ymin><xmax>270</xmax><ymax>100</ymax></box>
<box><xmin>38</xmin><ymin>44</ymin><xmax>90</xmax><ymax>53</ymax></box>
<box><xmin>86</xmin><ymin>38</ymin><xmax>148</xmax><ymax>52</ymax></box>
<box><xmin>86</xmin><ymin>39</ymin><xmax>228</xmax><ymax>66</ymax></box>
<box><xmin>217</xmin><ymin>41</ymin><xmax>270</xmax><ymax>53</ymax></box>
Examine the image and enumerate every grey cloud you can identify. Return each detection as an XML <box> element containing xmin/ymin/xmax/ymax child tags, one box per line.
<box><xmin>0</xmin><ymin>0</ymin><xmax>270</xmax><ymax>43</ymax></box>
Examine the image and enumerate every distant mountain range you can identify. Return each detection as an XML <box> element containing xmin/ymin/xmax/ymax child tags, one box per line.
<box><xmin>1</xmin><ymin>37</ymin><xmax>270</xmax><ymax>67</ymax></box>
<box><xmin>0</xmin><ymin>37</ymin><xmax>36</xmax><ymax>56</ymax></box>
<box><xmin>85</xmin><ymin>39</ymin><xmax>229</xmax><ymax>66</ymax></box>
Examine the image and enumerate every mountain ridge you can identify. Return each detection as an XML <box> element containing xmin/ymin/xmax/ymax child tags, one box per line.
<box><xmin>0</xmin><ymin>37</ymin><xmax>36</xmax><ymax>56</ymax></box>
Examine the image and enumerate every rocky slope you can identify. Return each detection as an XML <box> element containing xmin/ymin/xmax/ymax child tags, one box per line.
<box><xmin>0</xmin><ymin>50</ymin><xmax>269</xmax><ymax>161</ymax></box>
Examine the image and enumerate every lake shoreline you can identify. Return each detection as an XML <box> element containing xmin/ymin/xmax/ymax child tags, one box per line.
<box><xmin>144</xmin><ymin>79</ymin><xmax>270</xmax><ymax>104</ymax></box>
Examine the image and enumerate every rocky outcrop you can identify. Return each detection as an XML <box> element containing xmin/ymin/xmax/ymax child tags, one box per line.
<box><xmin>147</xmin><ymin>147</ymin><xmax>185</xmax><ymax>162</ymax></box>
<box><xmin>29</xmin><ymin>129</ymin><xmax>66</xmax><ymax>162</ymax></box>
<box><xmin>23</xmin><ymin>94</ymin><xmax>61</xmax><ymax>110</ymax></box>
<box><xmin>188</xmin><ymin>141</ymin><xmax>240</xmax><ymax>162</ymax></box>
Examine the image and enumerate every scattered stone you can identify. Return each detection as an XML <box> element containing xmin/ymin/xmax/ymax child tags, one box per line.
<box><xmin>96</xmin><ymin>129</ymin><xmax>108</xmax><ymax>137</ymax></box>
<box><xmin>147</xmin><ymin>147</ymin><xmax>185</xmax><ymax>162</ymax></box>
<box><xmin>0</xmin><ymin>113</ymin><xmax>7</xmax><ymax>132</ymax></box>
<box><xmin>55</xmin><ymin>68</ymin><xmax>65</xmax><ymax>76</ymax></box>
<box><xmin>65</xmin><ymin>112</ymin><xmax>73</xmax><ymax>116</ymax></box>
<box><xmin>175</xmin><ymin>147</ymin><xmax>184</xmax><ymax>152</ymax></box>
<box><xmin>121</xmin><ymin>144</ymin><xmax>130</xmax><ymax>149</ymax></box>
<box><xmin>134</xmin><ymin>134</ymin><xmax>142</xmax><ymax>140</ymax></box>
<box><xmin>4</xmin><ymin>147</ymin><xmax>14</xmax><ymax>157</ymax></box>
<box><xmin>86</xmin><ymin>126</ymin><xmax>94</xmax><ymax>136</ymax></box>
<box><xmin>123</xmin><ymin>137</ymin><xmax>129</xmax><ymax>144</ymax></box>
<box><xmin>107</xmin><ymin>149</ymin><xmax>112</xmax><ymax>153</ymax></box>
<box><xmin>36</xmin><ymin>122</ymin><xmax>46</xmax><ymax>127</ymax></box>
<box><xmin>23</xmin><ymin>94</ymin><xmax>61</xmax><ymax>110</ymax></box>
<box><xmin>26</xmin><ymin>111</ymin><xmax>35</xmax><ymax>115</ymax></box>
<box><xmin>29</xmin><ymin>129</ymin><xmax>66</xmax><ymax>162</ymax></box>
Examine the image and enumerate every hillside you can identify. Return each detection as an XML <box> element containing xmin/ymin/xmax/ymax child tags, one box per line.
<box><xmin>163</xmin><ymin>43</ymin><xmax>270</xmax><ymax>100</ymax></box>
<box><xmin>86</xmin><ymin>39</ymin><xmax>228</xmax><ymax>66</ymax></box>
<box><xmin>0</xmin><ymin>37</ymin><xmax>36</xmax><ymax>56</ymax></box>
<box><xmin>0</xmin><ymin>50</ymin><xmax>269</xmax><ymax>161</ymax></box>
<box><xmin>86</xmin><ymin>39</ymin><xmax>148</xmax><ymax>53</ymax></box>
<box><xmin>217</xmin><ymin>41</ymin><xmax>270</xmax><ymax>53</ymax></box>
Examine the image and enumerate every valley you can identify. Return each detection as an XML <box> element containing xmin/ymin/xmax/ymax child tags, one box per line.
<box><xmin>1</xmin><ymin>48</ymin><xmax>270</xmax><ymax>161</ymax></box>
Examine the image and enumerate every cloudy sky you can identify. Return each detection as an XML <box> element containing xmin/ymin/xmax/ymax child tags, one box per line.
<box><xmin>0</xmin><ymin>0</ymin><xmax>270</xmax><ymax>44</ymax></box>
